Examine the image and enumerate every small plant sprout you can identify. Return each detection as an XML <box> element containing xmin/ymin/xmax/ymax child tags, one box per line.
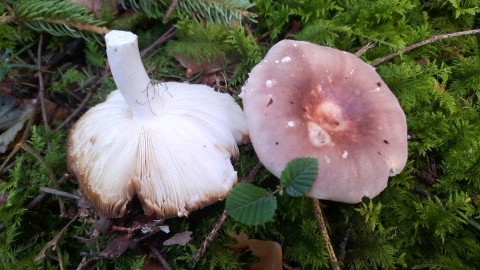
<box><xmin>68</xmin><ymin>30</ymin><xmax>248</xmax><ymax>218</ymax></box>
<box><xmin>241</xmin><ymin>40</ymin><xmax>408</xmax><ymax>203</ymax></box>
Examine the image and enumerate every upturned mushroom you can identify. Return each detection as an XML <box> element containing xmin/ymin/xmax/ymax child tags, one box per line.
<box><xmin>68</xmin><ymin>30</ymin><xmax>248</xmax><ymax>218</ymax></box>
<box><xmin>241</xmin><ymin>40</ymin><xmax>407</xmax><ymax>203</ymax></box>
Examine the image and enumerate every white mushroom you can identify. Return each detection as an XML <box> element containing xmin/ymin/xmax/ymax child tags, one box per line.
<box><xmin>68</xmin><ymin>30</ymin><xmax>248</xmax><ymax>218</ymax></box>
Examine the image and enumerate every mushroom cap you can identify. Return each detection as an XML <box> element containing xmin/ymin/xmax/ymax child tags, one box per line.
<box><xmin>241</xmin><ymin>40</ymin><xmax>408</xmax><ymax>203</ymax></box>
<box><xmin>68</xmin><ymin>82</ymin><xmax>248</xmax><ymax>218</ymax></box>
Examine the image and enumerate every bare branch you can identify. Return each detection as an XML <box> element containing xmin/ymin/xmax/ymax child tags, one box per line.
<box><xmin>372</xmin><ymin>29</ymin><xmax>480</xmax><ymax>66</ymax></box>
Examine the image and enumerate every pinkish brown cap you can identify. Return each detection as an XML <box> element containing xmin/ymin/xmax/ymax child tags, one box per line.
<box><xmin>241</xmin><ymin>40</ymin><xmax>408</xmax><ymax>203</ymax></box>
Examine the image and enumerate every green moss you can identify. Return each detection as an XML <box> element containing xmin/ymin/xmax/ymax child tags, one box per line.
<box><xmin>1</xmin><ymin>0</ymin><xmax>480</xmax><ymax>269</ymax></box>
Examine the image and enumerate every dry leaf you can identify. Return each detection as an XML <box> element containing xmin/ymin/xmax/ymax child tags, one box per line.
<box><xmin>163</xmin><ymin>231</ymin><xmax>192</xmax><ymax>246</ymax></box>
<box><xmin>226</xmin><ymin>232</ymin><xmax>282</xmax><ymax>270</ymax></box>
<box><xmin>0</xmin><ymin>96</ymin><xmax>35</xmax><ymax>154</ymax></box>
<box><xmin>173</xmin><ymin>54</ymin><xmax>226</xmax><ymax>78</ymax></box>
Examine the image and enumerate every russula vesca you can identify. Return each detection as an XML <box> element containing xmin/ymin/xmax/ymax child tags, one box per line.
<box><xmin>68</xmin><ymin>30</ymin><xmax>248</xmax><ymax>218</ymax></box>
<box><xmin>241</xmin><ymin>40</ymin><xmax>408</xmax><ymax>203</ymax></box>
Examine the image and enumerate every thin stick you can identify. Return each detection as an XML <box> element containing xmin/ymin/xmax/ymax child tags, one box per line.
<box><xmin>192</xmin><ymin>210</ymin><xmax>228</xmax><ymax>263</ymax></box>
<box><xmin>162</xmin><ymin>0</ymin><xmax>179</xmax><ymax>24</ymax></box>
<box><xmin>312</xmin><ymin>199</ymin><xmax>340</xmax><ymax>270</ymax></box>
<box><xmin>371</xmin><ymin>29</ymin><xmax>480</xmax><ymax>66</ymax></box>
<box><xmin>338</xmin><ymin>212</ymin><xmax>357</xmax><ymax>261</ymax></box>
<box><xmin>28</xmin><ymin>175</ymin><xmax>67</xmax><ymax>210</ymax></box>
<box><xmin>355</xmin><ymin>43</ymin><xmax>375</xmax><ymax>57</ymax></box>
<box><xmin>35</xmin><ymin>34</ymin><xmax>49</xmax><ymax>126</ymax></box>
<box><xmin>192</xmin><ymin>162</ymin><xmax>263</xmax><ymax>263</ymax></box>
<box><xmin>35</xmin><ymin>213</ymin><xmax>79</xmax><ymax>269</ymax></box>
<box><xmin>140</xmin><ymin>27</ymin><xmax>176</xmax><ymax>58</ymax></box>
<box><xmin>40</xmin><ymin>186</ymin><xmax>81</xmax><ymax>200</ymax></box>
<box><xmin>55</xmin><ymin>69</ymin><xmax>108</xmax><ymax>131</ymax></box>
<box><xmin>149</xmin><ymin>245</ymin><xmax>173</xmax><ymax>270</ymax></box>
<box><xmin>20</xmin><ymin>143</ymin><xmax>66</xmax><ymax>216</ymax></box>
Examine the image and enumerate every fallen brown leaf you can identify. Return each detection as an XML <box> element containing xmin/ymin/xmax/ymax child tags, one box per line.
<box><xmin>163</xmin><ymin>231</ymin><xmax>192</xmax><ymax>246</ymax></box>
<box><xmin>226</xmin><ymin>232</ymin><xmax>282</xmax><ymax>270</ymax></box>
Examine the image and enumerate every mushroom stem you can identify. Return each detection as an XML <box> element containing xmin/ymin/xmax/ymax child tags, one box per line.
<box><xmin>105</xmin><ymin>30</ymin><xmax>158</xmax><ymax>120</ymax></box>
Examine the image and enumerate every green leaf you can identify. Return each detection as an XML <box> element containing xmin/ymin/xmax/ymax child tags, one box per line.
<box><xmin>280</xmin><ymin>157</ymin><xmax>318</xmax><ymax>197</ymax></box>
<box><xmin>226</xmin><ymin>183</ymin><xmax>277</xmax><ymax>225</ymax></box>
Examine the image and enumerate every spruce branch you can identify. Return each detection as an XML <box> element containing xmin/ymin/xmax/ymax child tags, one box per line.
<box><xmin>124</xmin><ymin>0</ymin><xmax>256</xmax><ymax>26</ymax></box>
<box><xmin>372</xmin><ymin>29</ymin><xmax>480</xmax><ymax>66</ymax></box>
<box><xmin>178</xmin><ymin>0</ymin><xmax>257</xmax><ymax>26</ymax></box>
<box><xmin>4</xmin><ymin>0</ymin><xmax>109</xmax><ymax>42</ymax></box>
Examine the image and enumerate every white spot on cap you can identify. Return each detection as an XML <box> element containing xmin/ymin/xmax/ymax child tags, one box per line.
<box><xmin>316</xmin><ymin>84</ymin><xmax>323</xmax><ymax>93</ymax></box>
<box><xmin>324</xmin><ymin>155</ymin><xmax>331</xmax><ymax>164</ymax></box>
<box><xmin>281</xmin><ymin>56</ymin><xmax>292</xmax><ymax>63</ymax></box>
<box><xmin>302</xmin><ymin>55</ymin><xmax>305</xmax><ymax>58</ymax></box>
<box><xmin>350</xmin><ymin>69</ymin><xmax>355</xmax><ymax>75</ymax></box>
<box><xmin>342</xmin><ymin>150</ymin><xmax>349</xmax><ymax>159</ymax></box>
<box><xmin>307</xmin><ymin>122</ymin><xmax>331</xmax><ymax>147</ymax></box>
<box><xmin>287</xmin><ymin>121</ymin><xmax>295</xmax><ymax>127</ymax></box>
<box><xmin>265</xmin><ymin>79</ymin><xmax>276</xmax><ymax>88</ymax></box>
<box><xmin>275</xmin><ymin>60</ymin><xmax>279</xmax><ymax>63</ymax></box>
<box><xmin>293</xmin><ymin>43</ymin><xmax>298</xmax><ymax>47</ymax></box>
<box><xmin>369</xmin><ymin>87</ymin><xmax>381</xmax><ymax>93</ymax></box>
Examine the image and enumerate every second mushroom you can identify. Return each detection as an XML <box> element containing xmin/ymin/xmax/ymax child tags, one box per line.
<box><xmin>241</xmin><ymin>40</ymin><xmax>408</xmax><ymax>203</ymax></box>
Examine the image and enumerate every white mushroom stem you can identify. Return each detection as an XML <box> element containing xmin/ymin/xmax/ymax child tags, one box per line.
<box><xmin>105</xmin><ymin>30</ymin><xmax>158</xmax><ymax>120</ymax></box>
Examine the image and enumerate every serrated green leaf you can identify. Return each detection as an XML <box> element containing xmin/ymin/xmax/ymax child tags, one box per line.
<box><xmin>280</xmin><ymin>157</ymin><xmax>318</xmax><ymax>197</ymax></box>
<box><xmin>226</xmin><ymin>183</ymin><xmax>277</xmax><ymax>225</ymax></box>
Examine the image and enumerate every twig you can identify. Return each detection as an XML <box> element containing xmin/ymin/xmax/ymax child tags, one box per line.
<box><xmin>140</xmin><ymin>27</ymin><xmax>176</xmax><ymax>58</ymax></box>
<box><xmin>162</xmin><ymin>0</ymin><xmax>179</xmax><ymax>24</ymax></box>
<box><xmin>55</xmin><ymin>68</ymin><xmax>109</xmax><ymax>131</ymax></box>
<box><xmin>411</xmin><ymin>185</ymin><xmax>437</xmax><ymax>200</ymax></box>
<box><xmin>27</xmin><ymin>175</ymin><xmax>67</xmax><ymax>210</ymax></box>
<box><xmin>35</xmin><ymin>214</ymin><xmax>79</xmax><ymax>270</ymax></box>
<box><xmin>312</xmin><ymin>199</ymin><xmax>340</xmax><ymax>270</ymax></box>
<box><xmin>354</xmin><ymin>43</ymin><xmax>375</xmax><ymax>57</ymax></box>
<box><xmin>0</xmin><ymin>0</ymin><xmax>15</xmax><ymax>23</ymax></box>
<box><xmin>338</xmin><ymin>212</ymin><xmax>358</xmax><ymax>261</ymax></box>
<box><xmin>192</xmin><ymin>161</ymin><xmax>263</xmax><ymax>263</ymax></box>
<box><xmin>371</xmin><ymin>29</ymin><xmax>480</xmax><ymax>66</ymax></box>
<box><xmin>20</xmin><ymin>143</ymin><xmax>66</xmax><ymax>216</ymax></box>
<box><xmin>192</xmin><ymin>210</ymin><xmax>228</xmax><ymax>263</ymax></box>
<box><xmin>35</xmin><ymin>34</ymin><xmax>48</xmax><ymax>126</ymax></box>
<box><xmin>149</xmin><ymin>245</ymin><xmax>173</xmax><ymax>270</ymax></box>
<box><xmin>242</xmin><ymin>161</ymin><xmax>263</xmax><ymax>184</ymax></box>
<box><xmin>40</xmin><ymin>186</ymin><xmax>81</xmax><ymax>200</ymax></box>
